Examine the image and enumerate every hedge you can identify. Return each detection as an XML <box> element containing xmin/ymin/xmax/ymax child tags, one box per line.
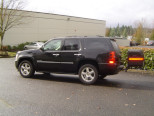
<box><xmin>1</xmin><ymin>42</ymin><xmax>31</xmax><ymax>51</ymax></box>
<box><xmin>2</xmin><ymin>41</ymin><xmax>47</xmax><ymax>51</ymax></box>
<box><xmin>120</xmin><ymin>47</ymin><xmax>154</xmax><ymax>71</ymax></box>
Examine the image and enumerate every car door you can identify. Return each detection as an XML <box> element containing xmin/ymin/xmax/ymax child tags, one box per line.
<box><xmin>36</xmin><ymin>39</ymin><xmax>63</xmax><ymax>72</ymax></box>
<box><xmin>60</xmin><ymin>39</ymin><xmax>82</xmax><ymax>73</ymax></box>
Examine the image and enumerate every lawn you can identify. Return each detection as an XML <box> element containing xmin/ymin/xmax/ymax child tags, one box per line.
<box><xmin>0</xmin><ymin>51</ymin><xmax>16</xmax><ymax>58</ymax></box>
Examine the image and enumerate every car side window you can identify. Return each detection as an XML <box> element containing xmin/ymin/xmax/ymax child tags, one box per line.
<box><xmin>63</xmin><ymin>39</ymin><xmax>80</xmax><ymax>50</ymax></box>
<box><xmin>43</xmin><ymin>39</ymin><xmax>62</xmax><ymax>51</ymax></box>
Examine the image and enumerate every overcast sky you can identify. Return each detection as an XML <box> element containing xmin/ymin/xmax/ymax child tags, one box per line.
<box><xmin>25</xmin><ymin>0</ymin><xmax>154</xmax><ymax>27</ymax></box>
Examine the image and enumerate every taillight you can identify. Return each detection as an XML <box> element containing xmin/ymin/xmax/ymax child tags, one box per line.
<box><xmin>109</xmin><ymin>51</ymin><xmax>116</xmax><ymax>64</ymax></box>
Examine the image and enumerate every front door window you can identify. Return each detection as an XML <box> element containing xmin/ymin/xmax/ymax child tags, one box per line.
<box><xmin>44</xmin><ymin>39</ymin><xmax>62</xmax><ymax>51</ymax></box>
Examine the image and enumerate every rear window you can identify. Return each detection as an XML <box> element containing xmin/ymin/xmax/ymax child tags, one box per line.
<box><xmin>84</xmin><ymin>38</ymin><xmax>110</xmax><ymax>50</ymax></box>
<box><xmin>111</xmin><ymin>40</ymin><xmax>120</xmax><ymax>54</ymax></box>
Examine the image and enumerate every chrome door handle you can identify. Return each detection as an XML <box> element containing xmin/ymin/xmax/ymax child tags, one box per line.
<box><xmin>53</xmin><ymin>54</ymin><xmax>59</xmax><ymax>56</ymax></box>
<box><xmin>74</xmin><ymin>54</ymin><xmax>82</xmax><ymax>56</ymax></box>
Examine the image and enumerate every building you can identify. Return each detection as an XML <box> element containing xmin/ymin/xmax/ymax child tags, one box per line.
<box><xmin>114</xmin><ymin>37</ymin><xmax>130</xmax><ymax>46</ymax></box>
<box><xmin>3</xmin><ymin>10</ymin><xmax>106</xmax><ymax>45</ymax></box>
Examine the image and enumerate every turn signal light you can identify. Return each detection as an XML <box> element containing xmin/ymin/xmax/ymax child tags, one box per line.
<box><xmin>129</xmin><ymin>58</ymin><xmax>144</xmax><ymax>61</ymax></box>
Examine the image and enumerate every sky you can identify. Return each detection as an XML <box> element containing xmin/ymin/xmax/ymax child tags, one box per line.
<box><xmin>25</xmin><ymin>0</ymin><xmax>154</xmax><ymax>27</ymax></box>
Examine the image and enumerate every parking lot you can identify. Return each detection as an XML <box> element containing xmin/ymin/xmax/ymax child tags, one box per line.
<box><xmin>0</xmin><ymin>58</ymin><xmax>154</xmax><ymax>116</ymax></box>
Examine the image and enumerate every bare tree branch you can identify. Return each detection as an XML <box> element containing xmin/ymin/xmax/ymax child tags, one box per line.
<box><xmin>0</xmin><ymin>0</ymin><xmax>26</xmax><ymax>50</ymax></box>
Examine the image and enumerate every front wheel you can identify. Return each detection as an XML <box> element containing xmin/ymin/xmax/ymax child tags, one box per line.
<box><xmin>19</xmin><ymin>60</ymin><xmax>34</xmax><ymax>78</ymax></box>
<box><xmin>79</xmin><ymin>64</ymin><xmax>98</xmax><ymax>85</ymax></box>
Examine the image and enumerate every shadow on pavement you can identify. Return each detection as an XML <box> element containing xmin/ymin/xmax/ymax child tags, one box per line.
<box><xmin>31</xmin><ymin>74</ymin><xmax>81</xmax><ymax>84</ymax></box>
<box><xmin>95</xmin><ymin>79</ymin><xmax>154</xmax><ymax>91</ymax></box>
<box><xmin>31</xmin><ymin>73</ymin><xmax>154</xmax><ymax>91</ymax></box>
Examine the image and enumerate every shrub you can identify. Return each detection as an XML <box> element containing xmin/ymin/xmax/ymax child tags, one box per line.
<box><xmin>4</xmin><ymin>42</ymin><xmax>30</xmax><ymax>51</ymax></box>
<box><xmin>7</xmin><ymin>45</ymin><xmax>12</xmax><ymax>51</ymax></box>
<box><xmin>12</xmin><ymin>46</ymin><xmax>18</xmax><ymax>51</ymax></box>
<box><xmin>17</xmin><ymin>42</ymin><xmax>29</xmax><ymax>50</ymax></box>
<box><xmin>144</xmin><ymin>50</ymin><xmax>154</xmax><ymax>70</ymax></box>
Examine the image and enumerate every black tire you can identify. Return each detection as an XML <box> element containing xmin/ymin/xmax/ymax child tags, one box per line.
<box><xmin>79</xmin><ymin>64</ymin><xmax>98</xmax><ymax>85</ymax></box>
<box><xmin>19</xmin><ymin>60</ymin><xmax>34</xmax><ymax>78</ymax></box>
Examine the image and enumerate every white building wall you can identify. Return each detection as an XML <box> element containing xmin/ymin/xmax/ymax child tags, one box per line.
<box><xmin>116</xmin><ymin>39</ymin><xmax>130</xmax><ymax>46</ymax></box>
<box><xmin>3</xmin><ymin>11</ymin><xmax>106</xmax><ymax>45</ymax></box>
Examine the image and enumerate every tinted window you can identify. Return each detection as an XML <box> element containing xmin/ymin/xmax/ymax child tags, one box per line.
<box><xmin>64</xmin><ymin>39</ymin><xmax>80</xmax><ymax>50</ymax></box>
<box><xmin>44</xmin><ymin>39</ymin><xmax>62</xmax><ymax>51</ymax></box>
<box><xmin>111</xmin><ymin>40</ymin><xmax>120</xmax><ymax>54</ymax></box>
<box><xmin>84</xmin><ymin>38</ymin><xmax>110</xmax><ymax>50</ymax></box>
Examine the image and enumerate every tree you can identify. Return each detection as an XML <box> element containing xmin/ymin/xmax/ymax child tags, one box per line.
<box><xmin>150</xmin><ymin>29</ymin><xmax>154</xmax><ymax>40</ymax></box>
<box><xmin>110</xmin><ymin>28</ymin><xmax>116</xmax><ymax>37</ymax></box>
<box><xmin>0</xmin><ymin>0</ymin><xmax>25</xmax><ymax>50</ymax></box>
<box><xmin>105</xmin><ymin>27</ymin><xmax>111</xmax><ymax>37</ymax></box>
<box><xmin>134</xmin><ymin>23</ymin><xmax>144</xmax><ymax>44</ymax></box>
<box><xmin>115</xmin><ymin>24</ymin><xmax>120</xmax><ymax>37</ymax></box>
<box><xmin>122</xmin><ymin>28</ymin><xmax>127</xmax><ymax>37</ymax></box>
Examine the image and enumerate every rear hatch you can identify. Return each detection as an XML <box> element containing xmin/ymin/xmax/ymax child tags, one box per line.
<box><xmin>110</xmin><ymin>39</ymin><xmax>121</xmax><ymax>64</ymax></box>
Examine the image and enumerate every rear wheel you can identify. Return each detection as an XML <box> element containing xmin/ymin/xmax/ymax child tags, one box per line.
<box><xmin>79</xmin><ymin>64</ymin><xmax>98</xmax><ymax>85</ymax></box>
<box><xmin>19</xmin><ymin>60</ymin><xmax>34</xmax><ymax>78</ymax></box>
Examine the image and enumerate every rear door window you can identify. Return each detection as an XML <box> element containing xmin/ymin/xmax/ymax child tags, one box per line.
<box><xmin>63</xmin><ymin>39</ymin><xmax>80</xmax><ymax>51</ymax></box>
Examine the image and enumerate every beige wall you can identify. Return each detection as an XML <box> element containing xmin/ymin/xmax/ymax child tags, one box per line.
<box><xmin>116</xmin><ymin>39</ymin><xmax>130</xmax><ymax>46</ymax></box>
<box><xmin>3</xmin><ymin>11</ymin><xmax>106</xmax><ymax>45</ymax></box>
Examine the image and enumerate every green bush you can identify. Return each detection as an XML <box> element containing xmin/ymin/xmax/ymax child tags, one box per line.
<box><xmin>120</xmin><ymin>47</ymin><xmax>154</xmax><ymax>71</ymax></box>
<box><xmin>144</xmin><ymin>50</ymin><xmax>154</xmax><ymax>70</ymax></box>
<box><xmin>7</xmin><ymin>45</ymin><xmax>12</xmax><ymax>51</ymax></box>
<box><xmin>4</xmin><ymin>42</ymin><xmax>30</xmax><ymax>51</ymax></box>
<box><xmin>12</xmin><ymin>46</ymin><xmax>18</xmax><ymax>51</ymax></box>
<box><xmin>4</xmin><ymin>41</ymin><xmax>46</xmax><ymax>51</ymax></box>
<box><xmin>17</xmin><ymin>42</ymin><xmax>30</xmax><ymax>50</ymax></box>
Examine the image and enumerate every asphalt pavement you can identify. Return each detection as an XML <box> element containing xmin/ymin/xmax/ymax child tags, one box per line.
<box><xmin>0</xmin><ymin>58</ymin><xmax>154</xmax><ymax>116</ymax></box>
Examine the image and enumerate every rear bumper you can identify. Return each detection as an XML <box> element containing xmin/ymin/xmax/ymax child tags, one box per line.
<box><xmin>98</xmin><ymin>63</ymin><xmax>124</xmax><ymax>75</ymax></box>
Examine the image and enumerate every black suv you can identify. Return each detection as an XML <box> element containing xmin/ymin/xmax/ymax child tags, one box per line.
<box><xmin>15</xmin><ymin>37</ymin><xmax>123</xmax><ymax>84</ymax></box>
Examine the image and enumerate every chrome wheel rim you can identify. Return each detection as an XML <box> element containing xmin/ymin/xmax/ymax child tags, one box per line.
<box><xmin>20</xmin><ymin>63</ymin><xmax>31</xmax><ymax>76</ymax></box>
<box><xmin>81</xmin><ymin>67</ymin><xmax>95</xmax><ymax>82</ymax></box>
